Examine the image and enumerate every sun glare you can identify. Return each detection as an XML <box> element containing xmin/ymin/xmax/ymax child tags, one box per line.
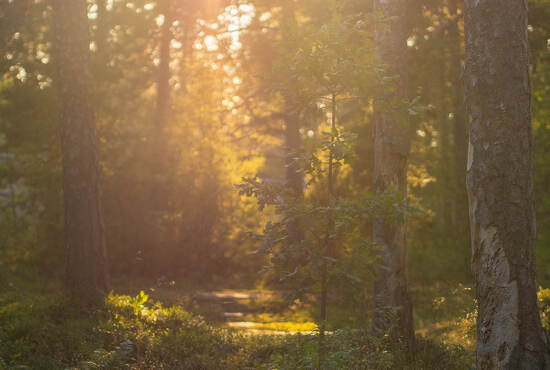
<box><xmin>218</xmin><ymin>4</ymin><xmax>255</xmax><ymax>51</ymax></box>
<box><xmin>204</xmin><ymin>35</ymin><xmax>218</xmax><ymax>51</ymax></box>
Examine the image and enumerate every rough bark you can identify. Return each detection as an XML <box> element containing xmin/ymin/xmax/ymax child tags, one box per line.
<box><xmin>464</xmin><ymin>0</ymin><xmax>550</xmax><ymax>368</ymax></box>
<box><xmin>52</xmin><ymin>0</ymin><xmax>109</xmax><ymax>300</ymax></box>
<box><xmin>372</xmin><ymin>0</ymin><xmax>414</xmax><ymax>346</ymax></box>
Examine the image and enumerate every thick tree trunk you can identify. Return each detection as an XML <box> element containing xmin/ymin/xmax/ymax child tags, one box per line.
<box><xmin>464</xmin><ymin>0</ymin><xmax>550</xmax><ymax>368</ymax></box>
<box><xmin>372</xmin><ymin>0</ymin><xmax>414</xmax><ymax>346</ymax></box>
<box><xmin>52</xmin><ymin>0</ymin><xmax>109</xmax><ymax>300</ymax></box>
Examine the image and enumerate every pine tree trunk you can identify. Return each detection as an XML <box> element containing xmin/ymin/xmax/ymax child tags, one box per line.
<box><xmin>52</xmin><ymin>0</ymin><xmax>109</xmax><ymax>300</ymax></box>
<box><xmin>149</xmin><ymin>0</ymin><xmax>173</xmax><ymax>214</ymax></box>
<box><xmin>449</xmin><ymin>0</ymin><xmax>469</xmax><ymax>240</ymax></box>
<box><xmin>284</xmin><ymin>110</ymin><xmax>302</xmax><ymax>198</ymax></box>
<box><xmin>464</xmin><ymin>0</ymin><xmax>550</xmax><ymax>367</ymax></box>
<box><xmin>372</xmin><ymin>0</ymin><xmax>414</xmax><ymax>347</ymax></box>
<box><xmin>156</xmin><ymin>0</ymin><xmax>173</xmax><ymax>130</ymax></box>
<box><xmin>96</xmin><ymin>0</ymin><xmax>107</xmax><ymax>57</ymax></box>
<box><xmin>281</xmin><ymin>2</ymin><xmax>303</xmax><ymax>242</ymax></box>
<box><xmin>281</xmin><ymin>1</ymin><xmax>302</xmax><ymax>200</ymax></box>
<box><xmin>438</xmin><ymin>57</ymin><xmax>453</xmax><ymax>230</ymax></box>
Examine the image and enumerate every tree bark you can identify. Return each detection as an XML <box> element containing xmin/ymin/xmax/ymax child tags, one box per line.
<box><xmin>52</xmin><ymin>0</ymin><xmax>109</xmax><ymax>300</ymax></box>
<box><xmin>372</xmin><ymin>0</ymin><xmax>414</xmax><ymax>347</ymax></box>
<box><xmin>464</xmin><ymin>0</ymin><xmax>550</xmax><ymax>368</ymax></box>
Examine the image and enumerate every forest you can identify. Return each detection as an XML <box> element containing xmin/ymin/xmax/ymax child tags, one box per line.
<box><xmin>1</xmin><ymin>0</ymin><xmax>550</xmax><ymax>368</ymax></box>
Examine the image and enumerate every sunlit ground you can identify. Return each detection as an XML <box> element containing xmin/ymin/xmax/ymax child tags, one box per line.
<box><xmin>114</xmin><ymin>277</ymin><xmax>476</xmax><ymax>349</ymax></box>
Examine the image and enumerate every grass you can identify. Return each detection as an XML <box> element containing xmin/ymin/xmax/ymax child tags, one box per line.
<box><xmin>110</xmin><ymin>276</ymin><xmax>479</xmax><ymax>350</ymax></box>
<box><xmin>0</xmin><ymin>278</ymin><xmax>477</xmax><ymax>369</ymax></box>
<box><xmin>412</xmin><ymin>282</ymin><xmax>476</xmax><ymax>352</ymax></box>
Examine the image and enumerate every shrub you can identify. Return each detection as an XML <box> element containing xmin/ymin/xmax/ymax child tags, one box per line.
<box><xmin>0</xmin><ymin>289</ymin><xmax>474</xmax><ymax>369</ymax></box>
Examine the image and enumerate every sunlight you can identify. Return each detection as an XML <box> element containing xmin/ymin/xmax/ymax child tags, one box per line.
<box><xmin>4</xmin><ymin>0</ymin><xmax>549</xmax><ymax>368</ymax></box>
<box><xmin>88</xmin><ymin>4</ymin><xmax>98</xmax><ymax>20</ymax></box>
<box><xmin>204</xmin><ymin>35</ymin><xmax>218</xmax><ymax>51</ymax></box>
<box><xmin>155</xmin><ymin>14</ymin><xmax>164</xmax><ymax>27</ymax></box>
<box><xmin>218</xmin><ymin>4</ymin><xmax>255</xmax><ymax>52</ymax></box>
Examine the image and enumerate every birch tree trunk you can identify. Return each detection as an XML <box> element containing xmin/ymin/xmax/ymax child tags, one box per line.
<box><xmin>52</xmin><ymin>0</ymin><xmax>109</xmax><ymax>300</ymax></box>
<box><xmin>372</xmin><ymin>0</ymin><xmax>414</xmax><ymax>347</ymax></box>
<box><xmin>464</xmin><ymin>0</ymin><xmax>550</xmax><ymax>367</ymax></box>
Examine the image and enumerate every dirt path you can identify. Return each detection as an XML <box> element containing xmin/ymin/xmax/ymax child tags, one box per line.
<box><xmin>191</xmin><ymin>290</ymin><xmax>317</xmax><ymax>335</ymax></box>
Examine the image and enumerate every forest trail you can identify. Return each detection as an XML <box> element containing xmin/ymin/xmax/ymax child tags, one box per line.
<box><xmin>191</xmin><ymin>290</ymin><xmax>318</xmax><ymax>336</ymax></box>
<box><xmin>119</xmin><ymin>280</ymin><xmax>475</xmax><ymax>345</ymax></box>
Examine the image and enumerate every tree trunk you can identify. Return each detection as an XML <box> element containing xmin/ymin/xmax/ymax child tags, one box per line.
<box><xmin>156</xmin><ymin>0</ymin><xmax>173</xmax><ymax>130</ymax></box>
<box><xmin>149</xmin><ymin>0</ymin><xmax>173</xmax><ymax>215</ymax></box>
<box><xmin>281</xmin><ymin>1</ymin><xmax>302</xmax><ymax>200</ymax></box>
<box><xmin>284</xmin><ymin>109</ymin><xmax>302</xmax><ymax>198</ymax></box>
<box><xmin>372</xmin><ymin>0</ymin><xmax>414</xmax><ymax>347</ymax></box>
<box><xmin>96</xmin><ymin>0</ymin><xmax>107</xmax><ymax>57</ymax></box>
<box><xmin>438</xmin><ymin>55</ymin><xmax>453</xmax><ymax>230</ymax></box>
<box><xmin>464</xmin><ymin>0</ymin><xmax>550</xmax><ymax>368</ymax></box>
<box><xmin>52</xmin><ymin>0</ymin><xmax>109</xmax><ymax>300</ymax></box>
<box><xmin>281</xmin><ymin>1</ymin><xmax>303</xmax><ymax>242</ymax></box>
<box><xmin>449</xmin><ymin>0</ymin><xmax>468</xmax><ymax>240</ymax></box>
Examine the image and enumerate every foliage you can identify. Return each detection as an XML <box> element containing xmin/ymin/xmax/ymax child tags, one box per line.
<box><xmin>238</xmin><ymin>124</ymin><xmax>411</xmax><ymax>339</ymax></box>
<box><xmin>538</xmin><ymin>287</ymin><xmax>550</xmax><ymax>332</ymax></box>
<box><xmin>0</xmin><ymin>287</ymin><xmax>235</xmax><ymax>369</ymax></box>
<box><xmin>0</xmin><ymin>0</ymin><xmax>269</xmax><ymax>284</ymax></box>
<box><xmin>2</xmin><ymin>0</ymin><xmax>550</xmax><ymax>367</ymax></box>
<box><xmin>0</xmin><ymin>285</ymin><xmax>474</xmax><ymax>369</ymax></box>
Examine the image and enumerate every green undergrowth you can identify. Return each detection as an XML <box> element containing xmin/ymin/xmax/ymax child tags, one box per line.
<box><xmin>412</xmin><ymin>282</ymin><xmax>476</xmax><ymax>351</ymax></box>
<box><xmin>0</xmin><ymin>285</ymin><xmax>475</xmax><ymax>369</ymax></box>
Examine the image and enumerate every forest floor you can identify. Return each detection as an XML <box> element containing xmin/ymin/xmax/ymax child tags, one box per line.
<box><xmin>115</xmin><ymin>279</ymin><xmax>477</xmax><ymax>351</ymax></box>
<box><xmin>0</xmin><ymin>276</ymin><xmax>477</xmax><ymax>369</ymax></box>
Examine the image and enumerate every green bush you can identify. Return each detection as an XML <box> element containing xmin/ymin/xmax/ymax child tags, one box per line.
<box><xmin>538</xmin><ymin>286</ymin><xmax>550</xmax><ymax>332</ymax></box>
